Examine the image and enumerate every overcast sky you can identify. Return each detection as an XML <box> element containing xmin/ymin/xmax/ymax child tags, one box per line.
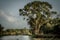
<box><xmin>0</xmin><ymin>0</ymin><xmax>60</xmax><ymax>29</ymax></box>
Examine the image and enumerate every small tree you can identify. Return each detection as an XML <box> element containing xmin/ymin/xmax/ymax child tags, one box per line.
<box><xmin>19</xmin><ymin>1</ymin><xmax>57</xmax><ymax>35</ymax></box>
<box><xmin>0</xmin><ymin>24</ymin><xmax>4</xmax><ymax>32</ymax></box>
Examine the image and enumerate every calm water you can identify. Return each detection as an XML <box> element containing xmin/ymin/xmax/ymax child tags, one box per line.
<box><xmin>0</xmin><ymin>35</ymin><xmax>31</xmax><ymax>40</ymax></box>
<box><xmin>0</xmin><ymin>35</ymin><xmax>60</xmax><ymax>40</ymax></box>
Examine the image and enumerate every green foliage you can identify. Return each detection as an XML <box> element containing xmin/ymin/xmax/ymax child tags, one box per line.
<box><xmin>19</xmin><ymin>1</ymin><xmax>59</xmax><ymax>35</ymax></box>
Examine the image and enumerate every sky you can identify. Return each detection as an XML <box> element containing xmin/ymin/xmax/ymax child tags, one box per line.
<box><xmin>0</xmin><ymin>0</ymin><xmax>60</xmax><ymax>29</ymax></box>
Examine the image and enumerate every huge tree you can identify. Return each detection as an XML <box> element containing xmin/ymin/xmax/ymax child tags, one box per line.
<box><xmin>19</xmin><ymin>1</ymin><xmax>58</xmax><ymax>35</ymax></box>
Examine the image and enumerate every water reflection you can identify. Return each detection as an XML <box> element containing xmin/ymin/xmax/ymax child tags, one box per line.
<box><xmin>0</xmin><ymin>35</ymin><xmax>31</xmax><ymax>40</ymax></box>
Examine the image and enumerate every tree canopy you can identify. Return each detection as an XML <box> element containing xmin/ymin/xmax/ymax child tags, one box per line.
<box><xmin>19</xmin><ymin>1</ymin><xmax>60</xmax><ymax>35</ymax></box>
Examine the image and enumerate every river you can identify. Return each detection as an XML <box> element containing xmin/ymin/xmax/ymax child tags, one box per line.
<box><xmin>0</xmin><ymin>35</ymin><xmax>31</xmax><ymax>40</ymax></box>
<box><xmin>0</xmin><ymin>35</ymin><xmax>60</xmax><ymax>40</ymax></box>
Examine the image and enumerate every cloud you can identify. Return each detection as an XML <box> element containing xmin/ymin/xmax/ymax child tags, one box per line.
<box><xmin>6</xmin><ymin>16</ymin><xmax>17</xmax><ymax>22</ymax></box>
<box><xmin>0</xmin><ymin>10</ymin><xmax>17</xmax><ymax>22</ymax></box>
<box><xmin>0</xmin><ymin>10</ymin><xmax>30</xmax><ymax>29</ymax></box>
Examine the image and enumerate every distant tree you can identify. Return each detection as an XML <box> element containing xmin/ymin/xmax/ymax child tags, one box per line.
<box><xmin>0</xmin><ymin>24</ymin><xmax>4</xmax><ymax>32</ymax></box>
<box><xmin>19</xmin><ymin>1</ymin><xmax>57</xmax><ymax>35</ymax></box>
